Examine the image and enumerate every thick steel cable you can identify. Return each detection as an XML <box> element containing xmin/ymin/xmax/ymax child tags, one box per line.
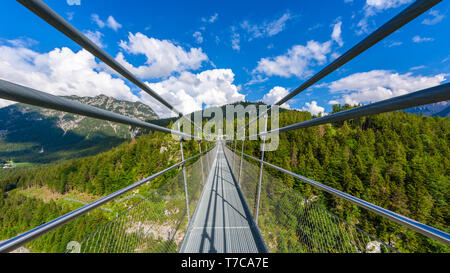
<box><xmin>17</xmin><ymin>0</ymin><xmax>206</xmax><ymax>136</ymax></box>
<box><xmin>246</xmin><ymin>83</ymin><xmax>450</xmax><ymax>139</ymax></box>
<box><xmin>237</xmin><ymin>0</ymin><xmax>441</xmax><ymax>134</ymax></box>
<box><xmin>0</xmin><ymin>79</ymin><xmax>199</xmax><ymax>140</ymax></box>
<box><xmin>16</xmin><ymin>0</ymin><xmax>178</xmax><ymax>115</ymax></box>
<box><xmin>276</xmin><ymin>0</ymin><xmax>441</xmax><ymax>106</ymax></box>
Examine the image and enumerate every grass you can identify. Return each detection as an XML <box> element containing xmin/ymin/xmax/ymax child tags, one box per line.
<box><xmin>16</xmin><ymin>186</ymin><xmax>99</xmax><ymax>204</ymax></box>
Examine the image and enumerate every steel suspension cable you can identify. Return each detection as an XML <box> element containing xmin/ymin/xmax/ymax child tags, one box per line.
<box><xmin>16</xmin><ymin>0</ymin><xmax>205</xmax><ymax>136</ymax></box>
<box><xmin>237</xmin><ymin>0</ymin><xmax>441</xmax><ymax>134</ymax></box>
<box><xmin>246</xmin><ymin>83</ymin><xmax>450</xmax><ymax>139</ymax></box>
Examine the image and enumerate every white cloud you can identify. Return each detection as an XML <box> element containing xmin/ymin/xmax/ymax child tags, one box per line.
<box><xmin>0</xmin><ymin>44</ymin><xmax>137</xmax><ymax>108</ymax></box>
<box><xmin>412</xmin><ymin>35</ymin><xmax>434</xmax><ymax>43</ymax></box>
<box><xmin>106</xmin><ymin>16</ymin><xmax>122</xmax><ymax>31</ymax></box>
<box><xmin>308</xmin><ymin>23</ymin><xmax>323</xmax><ymax>31</ymax></box>
<box><xmin>3</xmin><ymin>37</ymin><xmax>38</xmax><ymax>48</ymax></box>
<box><xmin>67</xmin><ymin>12</ymin><xmax>74</xmax><ymax>21</ymax></box>
<box><xmin>84</xmin><ymin>30</ymin><xmax>105</xmax><ymax>48</ymax></box>
<box><xmin>422</xmin><ymin>9</ymin><xmax>444</xmax><ymax>25</ymax></box>
<box><xmin>386</xmin><ymin>41</ymin><xmax>403</xmax><ymax>47</ymax></box>
<box><xmin>357</xmin><ymin>0</ymin><xmax>413</xmax><ymax>34</ymax></box>
<box><xmin>410</xmin><ymin>65</ymin><xmax>426</xmax><ymax>71</ymax></box>
<box><xmin>265</xmin><ymin>12</ymin><xmax>292</xmax><ymax>37</ymax></box>
<box><xmin>302</xmin><ymin>101</ymin><xmax>325</xmax><ymax>115</ymax></box>
<box><xmin>331</xmin><ymin>21</ymin><xmax>343</xmax><ymax>47</ymax></box>
<box><xmin>240</xmin><ymin>12</ymin><xmax>292</xmax><ymax>40</ymax></box>
<box><xmin>262</xmin><ymin>86</ymin><xmax>290</xmax><ymax>108</ymax></box>
<box><xmin>253</xmin><ymin>22</ymin><xmax>346</xmax><ymax>79</ymax></box>
<box><xmin>254</xmin><ymin>40</ymin><xmax>332</xmax><ymax>78</ymax></box>
<box><xmin>139</xmin><ymin>69</ymin><xmax>245</xmax><ymax>117</ymax></box>
<box><xmin>193</xmin><ymin>31</ymin><xmax>203</xmax><ymax>44</ymax></box>
<box><xmin>326</xmin><ymin>69</ymin><xmax>446</xmax><ymax>105</ymax></box>
<box><xmin>231</xmin><ymin>27</ymin><xmax>240</xmax><ymax>51</ymax></box>
<box><xmin>0</xmin><ymin>42</ymin><xmax>245</xmax><ymax>120</ymax></box>
<box><xmin>245</xmin><ymin>74</ymin><xmax>268</xmax><ymax>86</ymax></box>
<box><xmin>91</xmin><ymin>14</ymin><xmax>105</xmax><ymax>28</ymax></box>
<box><xmin>67</xmin><ymin>0</ymin><xmax>81</xmax><ymax>6</ymax></box>
<box><xmin>330</xmin><ymin>52</ymin><xmax>341</xmax><ymax>60</ymax></box>
<box><xmin>117</xmin><ymin>32</ymin><xmax>208</xmax><ymax>79</ymax></box>
<box><xmin>91</xmin><ymin>14</ymin><xmax>122</xmax><ymax>31</ymax></box>
<box><xmin>202</xmin><ymin>13</ymin><xmax>219</xmax><ymax>23</ymax></box>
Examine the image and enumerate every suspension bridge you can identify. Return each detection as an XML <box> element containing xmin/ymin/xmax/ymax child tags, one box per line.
<box><xmin>0</xmin><ymin>0</ymin><xmax>449</xmax><ymax>253</ymax></box>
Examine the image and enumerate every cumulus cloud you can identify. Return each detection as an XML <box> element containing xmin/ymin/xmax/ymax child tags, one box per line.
<box><xmin>0</xmin><ymin>42</ymin><xmax>246</xmax><ymax>121</ymax></box>
<box><xmin>331</xmin><ymin>21</ymin><xmax>343</xmax><ymax>47</ymax></box>
<box><xmin>262</xmin><ymin>86</ymin><xmax>290</xmax><ymax>108</ymax></box>
<box><xmin>302</xmin><ymin>101</ymin><xmax>325</xmax><ymax>116</ymax></box>
<box><xmin>0</xmin><ymin>44</ymin><xmax>137</xmax><ymax>108</ymax></box>
<box><xmin>357</xmin><ymin>0</ymin><xmax>413</xmax><ymax>34</ymax></box>
<box><xmin>422</xmin><ymin>9</ymin><xmax>444</xmax><ymax>25</ymax></box>
<box><xmin>240</xmin><ymin>11</ymin><xmax>292</xmax><ymax>40</ymax></box>
<box><xmin>139</xmin><ymin>69</ymin><xmax>245</xmax><ymax>117</ymax></box>
<box><xmin>116</xmin><ymin>32</ymin><xmax>208</xmax><ymax>79</ymax></box>
<box><xmin>326</xmin><ymin>70</ymin><xmax>446</xmax><ymax>105</ymax></box>
<box><xmin>91</xmin><ymin>14</ymin><xmax>122</xmax><ymax>31</ymax></box>
<box><xmin>253</xmin><ymin>21</ymin><xmax>347</xmax><ymax>79</ymax></box>
<box><xmin>67</xmin><ymin>0</ymin><xmax>81</xmax><ymax>5</ymax></box>
<box><xmin>254</xmin><ymin>40</ymin><xmax>332</xmax><ymax>78</ymax></box>
<box><xmin>412</xmin><ymin>35</ymin><xmax>434</xmax><ymax>43</ymax></box>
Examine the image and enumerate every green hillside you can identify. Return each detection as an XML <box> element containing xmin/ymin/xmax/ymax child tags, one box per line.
<box><xmin>0</xmin><ymin>94</ymin><xmax>158</xmax><ymax>164</ymax></box>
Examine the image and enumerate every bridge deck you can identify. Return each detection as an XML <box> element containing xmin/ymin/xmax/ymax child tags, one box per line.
<box><xmin>180</xmin><ymin>144</ymin><xmax>267</xmax><ymax>253</ymax></box>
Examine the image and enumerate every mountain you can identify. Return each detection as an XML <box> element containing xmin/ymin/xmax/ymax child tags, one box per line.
<box><xmin>0</xmin><ymin>94</ymin><xmax>158</xmax><ymax>164</ymax></box>
<box><xmin>404</xmin><ymin>100</ymin><xmax>450</xmax><ymax>117</ymax></box>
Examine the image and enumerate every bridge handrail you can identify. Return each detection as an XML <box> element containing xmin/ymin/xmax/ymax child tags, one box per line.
<box><xmin>0</xmin><ymin>145</ymin><xmax>215</xmax><ymax>253</ymax></box>
<box><xmin>0</xmin><ymin>79</ymin><xmax>199</xmax><ymax>140</ymax></box>
<box><xmin>231</xmin><ymin>148</ymin><xmax>450</xmax><ymax>246</ymax></box>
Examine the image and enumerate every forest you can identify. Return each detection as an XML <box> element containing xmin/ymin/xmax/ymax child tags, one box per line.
<box><xmin>0</xmin><ymin>105</ymin><xmax>448</xmax><ymax>253</ymax></box>
<box><xmin>237</xmin><ymin>105</ymin><xmax>449</xmax><ymax>253</ymax></box>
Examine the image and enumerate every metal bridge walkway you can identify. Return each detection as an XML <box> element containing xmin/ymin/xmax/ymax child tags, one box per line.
<box><xmin>180</xmin><ymin>144</ymin><xmax>267</xmax><ymax>253</ymax></box>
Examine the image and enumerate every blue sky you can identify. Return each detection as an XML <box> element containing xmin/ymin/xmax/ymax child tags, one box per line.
<box><xmin>0</xmin><ymin>0</ymin><xmax>449</xmax><ymax>117</ymax></box>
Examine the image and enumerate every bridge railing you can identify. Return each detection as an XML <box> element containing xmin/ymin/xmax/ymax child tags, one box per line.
<box><xmin>224</xmin><ymin>145</ymin><xmax>397</xmax><ymax>253</ymax></box>
<box><xmin>65</xmin><ymin>146</ymin><xmax>217</xmax><ymax>253</ymax></box>
<box><xmin>224</xmin><ymin>141</ymin><xmax>450</xmax><ymax>252</ymax></box>
<box><xmin>0</xmin><ymin>145</ymin><xmax>216</xmax><ymax>253</ymax></box>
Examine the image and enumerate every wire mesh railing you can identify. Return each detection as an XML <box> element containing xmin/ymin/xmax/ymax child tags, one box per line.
<box><xmin>223</xmin><ymin>145</ymin><xmax>397</xmax><ymax>253</ymax></box>
<box><xmin>66</xmin><ymin>146</ymin><xmax>217</xmax><ymax>253</ymax></box>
